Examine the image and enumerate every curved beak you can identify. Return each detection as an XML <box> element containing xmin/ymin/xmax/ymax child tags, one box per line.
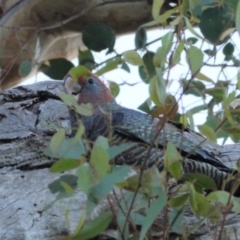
<box><xmin>72</xmin><ymin>82</ymin><xmax>82</xmax><ymax>95</ymax></box>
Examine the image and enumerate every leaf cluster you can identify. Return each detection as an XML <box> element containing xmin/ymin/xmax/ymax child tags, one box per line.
<box><xmin>35</xmin><ymin>0</ymin><xmax>240</xmax><ymax>238</ymax></box>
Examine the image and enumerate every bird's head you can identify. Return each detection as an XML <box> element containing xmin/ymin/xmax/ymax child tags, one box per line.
<box><xmin>64</xmin><ymin>66</ymin><xmax>115</xmax><ymax>105</ymax></box>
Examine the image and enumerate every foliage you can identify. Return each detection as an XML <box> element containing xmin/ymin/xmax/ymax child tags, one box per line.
<box><xmin>31</xmin><ymin>1</ymin><xmax>240</xmax><ymax>143</ymax></box>
<box><xmin>39</xmin><ymin>0</ymin><xmax>240</xmax><ymax>239</ymax></box>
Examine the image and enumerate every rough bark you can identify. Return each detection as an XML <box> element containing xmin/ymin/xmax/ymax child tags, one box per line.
<box><xmin>0</xmin><ymin>81</ymin><xmax>99</xmax><ymax>240</ymax></box>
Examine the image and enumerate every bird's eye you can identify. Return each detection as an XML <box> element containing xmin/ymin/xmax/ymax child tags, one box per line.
<box><xmin>88</xmin><ymin>78</ymin><xmax>94</xmax><ymax>84</ymax></box>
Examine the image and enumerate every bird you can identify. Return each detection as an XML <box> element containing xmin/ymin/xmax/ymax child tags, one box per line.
<box><xmin>63</xmin><ymin>66</ymin><xmax>240</xmax><ymax>196</ymax></box>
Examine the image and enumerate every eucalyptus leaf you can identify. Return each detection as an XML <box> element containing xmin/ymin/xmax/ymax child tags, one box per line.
<box><xmin>139</xmin><ymin>187</ymin><xmax>167</xmax><ymax>240</ymax></box>
<box><xmin>199</xmin><ymin>5</ymin><xmax>234</xmax><ymax>45</ymax></box>
<box><xmin>82</xmin><ymin>23</ymin><xmax>115</xmax><ymax>52</ymax></box>
<box><xmin>50</xmin><ymin>130</ymin><xmax>65</xmax><ymax>155</ymax></box>
<box><xmin>152</xmin><ymin>0</ymin><xmax>164</xmax><ymax>20</ymax></box>
<box><xmin>198</xmin><ymin>124</ymin><xmax>217</xmax><ymax>142</ymax></box>
<box><xmin>78</xmin><ymin>50</ymin><xmax>95</xmax><ymax>70</ymax></box>
<box><xmin>108</xmin><ymin>81</ymin><xmax>120</xmax><ymax>98</ymax></box>
<box><xmin>95</xmin><ymin>58</ymin><xmax>121</xmax><ymax>75</ymax></box>
<box><xmin>72</xmin><ymin>212</ymin><xmax>112</xmax><ymax>240</ymax></box>
<box><xmin>123</xmin><ymin>50</ymin><xmax>143</xmax><ymax>66</ymax></box>
<box><xmin>50</xmin><ymin>159</ymin><xmax>82</xmax><ymax>173</ymax></box>
<box><xmin>77</xmin><ymin>164</ymin><xmax>93</xmax><ymax>194</ymax></box>
<box><xmin>90</xmin><ymin>136</ymin><xmax>110</xmax><ymax>181</ymax></box>
<box><xmin>39</xmin><ymin>58</ymin><xmax>74</xmax><ymax>79</ymax></box>
<box><xmin>48</xmin><ymin>174</ymin><xmax>78</xmax><ymax>194</ymax></box>
<box><xmin>135</xmin><ymin>27</ymin><xmax>147</xmax><ymax>49</ymax></box>
<box><xmin>187</xmin><ymin>46</ymin><xmax>203</xmax><ymax>76</ymax></box>
<box><xmin>19</xmin><ymin>60</ymin><xmax>32</xmax><ymax>77</ymax></box>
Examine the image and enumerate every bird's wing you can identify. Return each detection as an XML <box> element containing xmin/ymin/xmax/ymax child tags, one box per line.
<box><xmin>112</xmin><ymin>107</ymin><xmax>233</xmax><ymax>173</ymax></box>
<box><xmin>77</xmin><ymin>108</ymin><xmax>238</xmax><ymax>195</ymax></box>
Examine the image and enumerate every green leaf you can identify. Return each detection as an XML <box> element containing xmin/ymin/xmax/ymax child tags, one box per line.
<box><xmin>161</xmin><ymin>32</ymin><xmax>174</xmax><ymax>55</ymax></box>
<box><xmin>82</xmin><ymin>23</ymin><xmax>115</xmax><ymax>52</ymax></box>
<box><xmin>123</xmin><ymin>50</ymin><xmax>143</xmax><ymax>66</ymax></box>
<box><xmin>149</xmin><ymin>68</ymin><xmax>166</xmax><ymax>106</ymax></box>
<box><xmin>72</xmin><ymin>214</ymin><xmax>85</xmax><ymax>237</ymax></box>
<box><xmin>72</xmin><ymin>212</ymin><xmax>112</xmax><ymax>240</ymax></box>
<box><xmin>152</xmin><ymin>0</ymin><xmax>164</xmax><ymax>20</ymax></box>
<box><xmin>90</xmin><ymin>136</ymin><xmax>110</xmax><ymax>181</ymax></box>
<box><xmin>138</xmin><ymin>65</ymin><xmax>148</xmax><ymax>83</ymax></box>
<box><xmin>184</xmin><ymin>16</ymin><xmax>204</xmax><ymax>40</ymax></box>
<box><xmin>50</xmin><ymin>130</ymin><xmax>65</xmax><ymax>155</ymax></box>
<box><xmin>69</xmin><ymin>65</ymin><xmax>90</xmax><ymax>79</ymax></box>
<box><xmin>108</xmin><ymin>81</ymin><xmax>120</xmax><ymax>98</ymax></box>
<box><xmin>39</xmin><ymin>58</ymin><xmax>74</xmax><ymax>79</ymax></box>
<box><xmin>126</xmin><ymin>212</ymin><xmax>146</xmax><ymax>226</ymax></box>
<box><xmin>139</xmin><ymin>187</ymin><xmax>167</xmax><ymax>240</ymax></box>
<box><xmin>91</xmin><ymin>165</ymin><xmax>131</xmax><ymax>199</ymax></box>
<box><xmin>164</xmin><ymin>142</ymin><xmax>182</xmax><ymax>168</ymax></box>
<box><xmin>75</xmin><ymin>103</ymin><xmax>93</xmax><ymax>116</ymax></box>
<box><xmin>172</xmin><ymin>41</ymin><xmax>184</xmax><ymax>66</ymax></box>
<box><xmin>187</xmin><ymin>46</ymin><xmax>203</xmax><ymax>76</ymax></box>
<box><xmin>108</xmin><ymin>143</ymin><xmax>137</xmax><ymax>159</ymax></box>
<box><xmin>198</xmin><ymin>124</ymin><xmax>217</xmax><ymax>142</ymax></box>
<box><xmin>223</xmin><ymin>42</ymin><xmax>234</xmax><ymax>60</ymax></box>
<box><xmin>181</xmin><ymin>79</ymin><xmax>206</xmax><ymax>97</ymax></box>
<box><xmin>183</xmin><ymin>173</ymin><xmax>217</xmax><ymax>193</ymax></box>
<box><xmin>223</xmin><ymin>0</ymin><xmax>238</xmax><ymax>12</ymax></box>
<box><xmin>72</xmin><ymin>124</ymin><xmax>85</xmax><ymax>145</ymax></box>
<box><xmin>143</xmin><ymin>8</ymin><xmax>176</xmax><ymax>27</ymax></box>
<box><xmin>168</xmin><ymin>161</ymin><xmax>182</xmax><ymax>179</ymax></box>
<box><xmin>223</xmin><ymin>42</ymin><xmax>234</xmax><ymax>56</ymax></box>
<box><xmin>153</xmin><ymin>32</ymin><xmax>174</xmax><ymax>68</ymax></box>
<box><xmin>199</xmin><ymin>5</ymin><xmax>234</xmax><ymax>45</ymax></box>
<box><xmin>195</xmin><ymin>72</ymin><xmax>214</xmax><ymax>83</ymax></box>
<box><xmin>95</xmin><ymin>58</ymin><xmax>122</xmax><ymax>75</ymax></box>
<box><xmin>78</xmin><ymin>50</ymin><xmax>95</xmax><ymax>70</ymax></box>
<box><xmin>46</xmin><ymin>138</ymin><xmax>86</xmax><ymax>160</ymax></box>
<box><xmin>94</xmin><ymin>135</ymin><xmax>109</xmax><ymax>150</ymax></box>
<box><xmin>188</xmin><ymin>183</ymin><xmax>219</xmax><ymax>220</ymax></box>
<box><xmin>142</xmin><ymin>51</ymin><xmax>156</xmax><ymax>80</ymax></box>
<box><xmin>179</xmin><ymin>114</ymin><xmax>188</xmax><ymax>126</ymax></box>
<box><xmin>169</xmin><ymin>15</ymin><xmax>181</xmax><ymax>26</ymax></box>
<box><xmin>187</xmin><ymin>37</ymin><xmax>198</xmax><ymax>44</ymax></box>
<box><xmin>60</xmin><ymin>181</ymin><xmax>74</xmax><ymax>195</ymax></box>
<box><xmin>168</xmin><ymin>193</ymin><xmax>189</xmax><ymax>207</ymax></box>
<box><xmin>19</xmin><ymin>60</ymin><xmax>32</xmax><ymax>77</ymax></box>
<box><xmin>48</xmin><ymin>174</ymin><xmax>78</xmax><ymax>194</ymax></box>
<box><xmin>117</xmin><ymin>166</ymin><xmax>163</xmax><ymax>195</ymax></box>
<box><xmin>205</xmin><ymin>115</ymin><xmax>229</xmax><ymax>139</ymax></box>
<box><xmin>204</xmin><ymin>87</ymin><xmax>226</xmax><ymax>101</ymax></box>
<box><xmin>153</xmin><ymin>47</ymin><xmax>166</xmax><ymax>68</ymax></box>
<box><xmin>207</xmin><ymin>191</ymin><xmax>240</xmax><ymax>214</ymax></box>
<box><xmin>121</xmin><ymin>62</ymin><xmax>130</xmax><ymax>73</ymax></box>
<box><xmin>237</xmin><ymin>72</ymin><xmax>240</xmax><ymax>90</ymax></box>
<box><xmin>76</xmin><ymin>164</ymin><xmax>93</xmax><ymax>194</ymax></box>
<box><xmin>169</xmin><ymin>207</ymin><xmax>184</xmax><ymax>234</ymax></box>
<box><xmin>135</xmin><ymin>27</ymin><xmax>147</xmax><ymax>49</ymax></box>
<box><xmin>50</xmin><ymin>159</ymin><xmax>82</xmax><ymax>173</ymax></box>
<box><xmin>138</xmin><ymin>98</ymin><xmax>152</xmax><ymax>114</ymax></box>
<box><xmin>222</xmin><ymin>91</ymin><xmax>236</xmax><ymax>109</ymax></box>
<box><xmin>204</xmin><ymin>48</ymin><xmax>216</xmax><ymax>56</ymax></box>
<box><xmin>59</xmin><ymin>93</ymin><xmax>77</xmax><ymax>107</ymax></box>
<box><xmin>186</xmin><ymin>104</ymin><xmax>207</xmax><ymax>116</ymax></box>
